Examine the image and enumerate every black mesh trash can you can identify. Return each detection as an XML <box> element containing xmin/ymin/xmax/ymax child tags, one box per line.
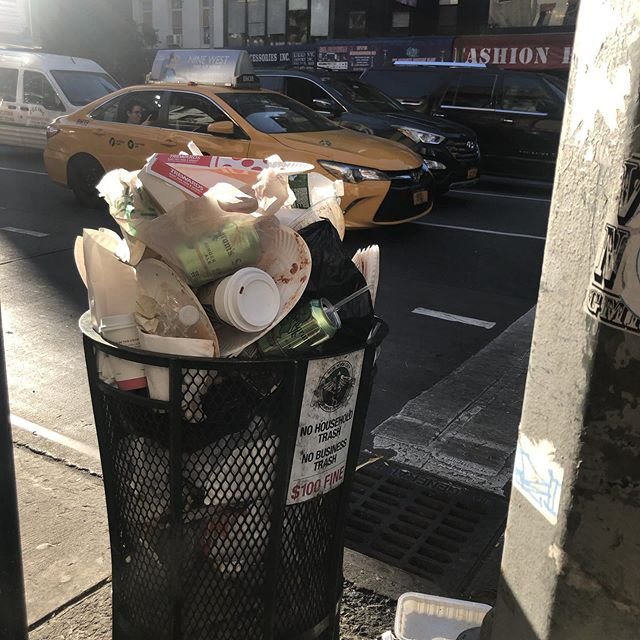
<box><xmin>80</xmin><ymin>312</ymin><xmax>386</xmax><ymax>640</ymax></box>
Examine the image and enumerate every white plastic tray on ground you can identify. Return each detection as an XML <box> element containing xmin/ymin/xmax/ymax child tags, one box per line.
<box><xmin>394</xmin><ymin>593</ymin><xmax>491</xmax><ymax>640</ymax></box>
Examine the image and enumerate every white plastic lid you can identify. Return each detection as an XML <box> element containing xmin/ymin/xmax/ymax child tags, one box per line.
<box><xmin>178</xmin><ymin>305</ymin><xmax>200</xmax><ymax>327</ymax></box>
<box><xmin>227</xmin><ymin>268</ymin><xmax>279</xmax><ymax>330</ymax></box>
<box><xmin>99</xmin><ymin>313</ymin><xmax>136</xmax><ymax>332</ymax></box>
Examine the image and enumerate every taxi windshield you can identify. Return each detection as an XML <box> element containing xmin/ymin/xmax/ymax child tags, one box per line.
<box><xmin>324</xmin><ymin>78</ymin><xmax>405</xmax><ymax>114</ymax></box>
<box><xmin>219</xmin><ymin>92</ymin><xmax>340</xmax><ymax>134</ymax></box>
<box><xmin>50</xmin><ymin>70</ymin><xmax>120</xmax><ymax>106</ymax></box>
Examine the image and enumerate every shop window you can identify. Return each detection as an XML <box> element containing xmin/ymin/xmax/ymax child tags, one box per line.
<box><xmin>171</xmin><ymin>0</ymin><xmax>182</xmax><ymax>34</ymax></box>
<box><xmin>23</xmin><ymin>71</ymin><xmax>64</xmax><ymax>111</ymax></box>
<box><xmin>0</xmin><ymin>68</ymin><xmax>18</xmax><ymax>102</ymax></box>
<box><xmin>536</xmin><ymin>3</ymin><xmax>556</xmax><ymax>26</ymax></box>
<box><xmin>442</xmin><ymin>74</ymin><xmax>498</xmax><ymax>109</ymax></box>
<box><xmin>227</xmin><ymin>0</ymin><xmax>246</xmax><ymax>47</ymax></box>
<box><xmin>268</xmin><ymin>0</ymin><xmax>286</xmax><ymax>44</ymax></box>
<box><xmin>288</xmin><ymin>0</ymin><xmax>309</xmax><ymax>43</ymax></box>
<box><xmin>142</xmin><ymin>0</ymin><xmax>153</xmax><ymax>28</ymax></box>
<box><xmin>348</xmin><ymin>11</ymin><xmax>366</xmax><ymax>32</ymax></box>
<box><xmin>310</xmin><ymin>0</ymin><xmax>330</xmax><ymax>37</ymax></box>
<box><xmin>248</xmin><ymin>0</ymin><xmax>266</xmax><ymax>46</ymax></box>
<box><xmin>201</xmin><ymin>0</ymin><xmax>210</xmax><ymax>45</ymax></box>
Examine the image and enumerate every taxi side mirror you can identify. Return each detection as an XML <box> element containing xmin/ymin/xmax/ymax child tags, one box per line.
<box><xmin>207</xmin><ymin>121</ymin><xmax>235</xmax><ymax>136</ymax></box>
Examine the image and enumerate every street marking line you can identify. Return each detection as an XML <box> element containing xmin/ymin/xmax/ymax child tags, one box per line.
<box><xmin>1</xmin><ymin>226</ymin><xmax>49</xmax><ymax>237</ymax></box>
<box><xmin>412</xmin><ymin>308</ymin><xmax>496</xmax><ymax>329</ymax></box>
<box><xmin>11</xmin><ymin>414</ymin><xmax>101</xmax><ymax>461</ymax></box>
<box><xmin>412</xmin><ymin>220</ymin><xmax>546</xmax><ymax>240</ymax></box>
<box><xmin>0</xmin><ymin>166</ymin><xmax>48</xmax><ymax>176</ymax></box>
<box><xmin>451</xmin><ymin>189</ymin><xmax>551</xmax><ymax>203</ymax></box>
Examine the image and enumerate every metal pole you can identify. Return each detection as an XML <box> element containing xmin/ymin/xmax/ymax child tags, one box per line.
<box><xmin>483</xmin><ymin>2</ymin><xmax>640</xmax><ymax>638</ymax></box>
<box><xmin>0</xmin><ymin>305</ymin><xmax>28</xmax><ymax>640</ymax></box>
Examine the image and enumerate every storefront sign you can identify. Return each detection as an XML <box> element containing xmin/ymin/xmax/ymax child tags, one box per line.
<box><xmin>248</xmin><ymin>46</ymin><xmax>317</xmax><ymax>70</ymax></box>
<box><xmin>454</xmin><ymin>32</ymin><xmax>575</xmax><ymax>70</ymax></box>
<box><xmin>287</xmin><ymin>349</ymin><xmax>365</xmax><ymax>505</ymax></box>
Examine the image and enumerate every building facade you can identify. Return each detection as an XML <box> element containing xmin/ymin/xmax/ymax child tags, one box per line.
<box><xmin>131</xmin><ymin>0</ymin><xmax>579</xmax><ymax>73</ymax></box>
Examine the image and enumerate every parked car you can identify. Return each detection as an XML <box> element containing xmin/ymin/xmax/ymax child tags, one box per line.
<box><xmin>0</xmin><ymin>50</ymin><xmax>119</xmax><ymax>149</ymax></box>
<box><xmin>44</xmin><ymin>50</ymin><xmax>433</xmax><ymax>229</ymax></box>
<box><xmin>361</xmin><ymin>63</ymin><xmax>566</xmax><ymax>181</ymax></box>
<box><xmin>257</xmin><ymin>69</ymin><xmax>480</xmax><ymax>193</ymax></box>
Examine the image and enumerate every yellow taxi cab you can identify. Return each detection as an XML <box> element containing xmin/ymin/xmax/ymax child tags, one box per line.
<box><xmin>44</xmin><ymin>50</ymin><xmax>433</xmax><ymax>229</ymax></box>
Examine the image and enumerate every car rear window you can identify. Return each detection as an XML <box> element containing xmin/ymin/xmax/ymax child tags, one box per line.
<box><xmin>441</xmin><ymin>74</ymin><xmax>498</xmax><ymax>109</ymax></box>
<box><xmin>219</xmin><ymin>91</ymin><xmax>340</xmax><ymax>134</ymax></box>
<box><xmin>50</xmin><ymin>70</ymin><xmax>120</xmax><ymax>106</ymax></box>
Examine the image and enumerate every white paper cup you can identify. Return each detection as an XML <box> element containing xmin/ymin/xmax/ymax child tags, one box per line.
<box><xmin>199</xmin><ymin>268</ymin><xmax>280</xmax><ymax>333</ymax></box>
<box><xmin>99</xmin><ymin>313</ymin><xmax>147</xmax><ymax>391</ymax></box>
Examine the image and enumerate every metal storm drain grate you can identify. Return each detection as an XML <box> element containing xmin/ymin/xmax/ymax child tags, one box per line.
<box><xmin>345</xmin><ymin>460</ymin><xmax>508</xmax><ymax>594</ymax></box>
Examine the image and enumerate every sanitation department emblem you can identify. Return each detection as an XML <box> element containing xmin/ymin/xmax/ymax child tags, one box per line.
<box><xmin>315</xmin><ymin>360</ymin><xmax>356</xmax><ymax>412</ymax></box>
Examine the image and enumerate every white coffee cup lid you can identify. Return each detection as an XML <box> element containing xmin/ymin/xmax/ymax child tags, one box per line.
<box><xmin>224</xmin><ymin>268</ymin><xmax>279</xmax><ymax>331</ymax></box>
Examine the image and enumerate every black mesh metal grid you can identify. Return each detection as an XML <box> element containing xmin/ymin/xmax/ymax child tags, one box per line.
<box><xmin>82</xmin><ymin>317</ymin><xmax>385</xmax><ymax>640</ymax></box>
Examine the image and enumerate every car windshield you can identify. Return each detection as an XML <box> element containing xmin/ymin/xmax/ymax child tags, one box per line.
<box><xmin>219</xmin><ymin>91</ymin><xmax>340</xmax><ymax>134</ymax></box>
<box><xmin>324</xmin><ymin>77</ymin><xmax>405</xmax><ymax>114</ymax></box>
<box><xmin>50</xmin><ymin>70</ymin><xmax>120</xmax><ymax>106</ymax></box>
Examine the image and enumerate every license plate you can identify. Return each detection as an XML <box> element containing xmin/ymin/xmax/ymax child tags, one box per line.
<box><xmin>413</xmin><ymin>190</ymin><xmax>429</xmax><ymax>205</ymax></box>
<box><xmin>467</xmin><ymin>168</ymin><xmax>478</xmax><ymax>179</ymax></box>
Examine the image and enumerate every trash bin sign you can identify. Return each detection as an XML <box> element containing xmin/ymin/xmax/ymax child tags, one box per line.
<box><xmin>80</xmin><ymin>311</ymin><xmax>385</xmax><ymax>640</ymax></box>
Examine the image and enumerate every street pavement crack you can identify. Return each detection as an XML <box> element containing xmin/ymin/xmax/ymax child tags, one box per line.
<box><xmin>14</xmin><ymin>441</ymin><xmax>102</xmax><ymax>479</ymax></box>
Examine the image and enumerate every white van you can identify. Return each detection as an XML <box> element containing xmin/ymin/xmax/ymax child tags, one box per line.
<box><xmin>0</xmin><ymin>50</ymin><xmax>120</xmax><ymax>149</ymax></box>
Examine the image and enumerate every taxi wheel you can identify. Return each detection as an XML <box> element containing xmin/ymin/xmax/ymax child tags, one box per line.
<box><xmin>68</xmin><ymin>155</ymin><xmax>105</xmax><ymax>208</ymax></box>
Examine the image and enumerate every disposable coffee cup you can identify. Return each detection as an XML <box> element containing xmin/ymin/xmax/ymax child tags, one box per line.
<box><xmin>198</xmin><ymin>267</ymin><xmax>280</xmax><ymax>333</ymax></box>
<box><xmin>99</xmin><ymin>313</ymin><xmax>147</xmax><ymax>391</ymax></box>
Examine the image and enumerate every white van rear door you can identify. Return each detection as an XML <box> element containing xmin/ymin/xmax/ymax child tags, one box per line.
<box><xmin>0</xmin><ymin>68</ymin><xmax>20</xmax><ymax>144</ymax></box>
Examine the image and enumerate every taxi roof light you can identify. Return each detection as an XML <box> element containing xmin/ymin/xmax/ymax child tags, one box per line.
<box><xmin>148</xmin><ymin>49</ymin><xmax>259</xmax><ymax>89</ymax></box>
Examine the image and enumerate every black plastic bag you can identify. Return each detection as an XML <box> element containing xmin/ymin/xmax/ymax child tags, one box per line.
<box><xmin>298</xmin><ymin>220</ymin><xmax>374</xmax><ymax>354</ymax></box>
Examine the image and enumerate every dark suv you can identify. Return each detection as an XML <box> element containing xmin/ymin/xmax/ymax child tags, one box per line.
<box><xmin>256</xmin><ymin>69</ymin><xmax>480</xmax><ymax>193</ymax></box>
<box><xmin>361</xmin><ymin>64</ymin><xmax>566</xmax><ymax>182</ymax></box>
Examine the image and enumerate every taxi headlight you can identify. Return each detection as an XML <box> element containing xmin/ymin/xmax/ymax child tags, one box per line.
<box><xmin>397</xmin><ymin>127</ymin><xmax>445</xmax><ymax>145</ymax></box>
<box><xmin>46</xmin><ymin>124</ymin><xmax>61</xmax><ymax>139</ymax></box>
<box><xmin>318</xmin><ymin>161</ymin><xmax>388</xmax><ymax>183</ymax></box>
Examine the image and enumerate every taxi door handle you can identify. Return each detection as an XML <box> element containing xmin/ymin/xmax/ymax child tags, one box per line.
<box><xmin>161</xmin><ymin>140</ymin><xmax>177</xmax><ymax>148</ymax></box>
<box><xmin>93</xmin><ymin>128</ymin><xmax>106</xmax><ymax>136</ymax></box>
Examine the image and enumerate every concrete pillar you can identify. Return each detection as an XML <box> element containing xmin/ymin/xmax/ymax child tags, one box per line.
<box><xmin>484</xmin><ymin>2</ymin><xmax>640</xmax><ymax>638</ymax></box>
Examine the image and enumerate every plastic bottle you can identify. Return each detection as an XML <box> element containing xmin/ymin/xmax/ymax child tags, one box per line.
<box><xmin>149</xmin><ymin>295</ymin><xmax>204</xmax><ymax>340</ymax></box>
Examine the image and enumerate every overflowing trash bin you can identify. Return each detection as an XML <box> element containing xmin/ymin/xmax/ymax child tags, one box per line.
<box><xmin>76</xmin><ymin>143</ymin><xmax>387</xmax><ymax>639</ymax></box>
<box><xmin>82</xmin><ymin>312</ymin><xmax>385</xmax><ymax>639</ymax></box>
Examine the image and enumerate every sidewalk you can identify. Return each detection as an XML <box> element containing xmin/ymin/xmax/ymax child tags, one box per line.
<box><xmin>16</xmin><ymin>308</ymin><xmax>535</xmax><ymax>639</ymax></box>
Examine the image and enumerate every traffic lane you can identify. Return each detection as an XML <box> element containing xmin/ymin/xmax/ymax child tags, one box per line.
<box><xmin>429</xmin><ymin>190</ymin><xmax>550</xmax><ymax>239</ymax></box>
<box><xmin>460</xmin><ymin>175</ymin><xmax>554</xmax><ymax>199</ymax></box>
<box><xmin>343</xmin><ymin>220</ymin><xmax>544</xmax><ymax>434</ymax></box>
<box><xmin>0</xmin><ymin>170</ymin><xmax>116</xmax><ymax>263</ymax></box>
<box><xmin>0</xmin><ymin>145</ymin><xmax>46</xmax><ymax>172</ymax></box>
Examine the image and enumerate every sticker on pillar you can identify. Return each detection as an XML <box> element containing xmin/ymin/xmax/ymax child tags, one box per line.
<box><xmin>585</xmin><ymin>154</ymin><xmax>640</xmax><ymax>334</ymax></box>
<box><xmin>287</xmin><ymin>349</ymin><xmax>365</xmax><ymax>505</ymax></box>
<box><xmin>513</xmin><ymin>434</ymin><xmax>564</xmax><ymax>525</ymax></box>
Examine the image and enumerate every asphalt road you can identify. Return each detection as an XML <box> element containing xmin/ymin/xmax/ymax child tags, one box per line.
<box><xmin>0</xmin><ymin>145</ymin><xmax>549</xmax><ymax>461</ymax></box>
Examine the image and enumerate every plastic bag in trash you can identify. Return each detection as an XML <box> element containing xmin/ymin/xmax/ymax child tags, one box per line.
<box><xmin>298</xmin><ymin>220</ymin><xmax>374</xmax><ymax>351</ymax></box>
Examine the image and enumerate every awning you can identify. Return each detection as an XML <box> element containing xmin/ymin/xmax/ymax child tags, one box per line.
<box><xmin>454</xmin><ymin>32</ymin><xmax>575</xmax><ymax>70</ymax></box>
